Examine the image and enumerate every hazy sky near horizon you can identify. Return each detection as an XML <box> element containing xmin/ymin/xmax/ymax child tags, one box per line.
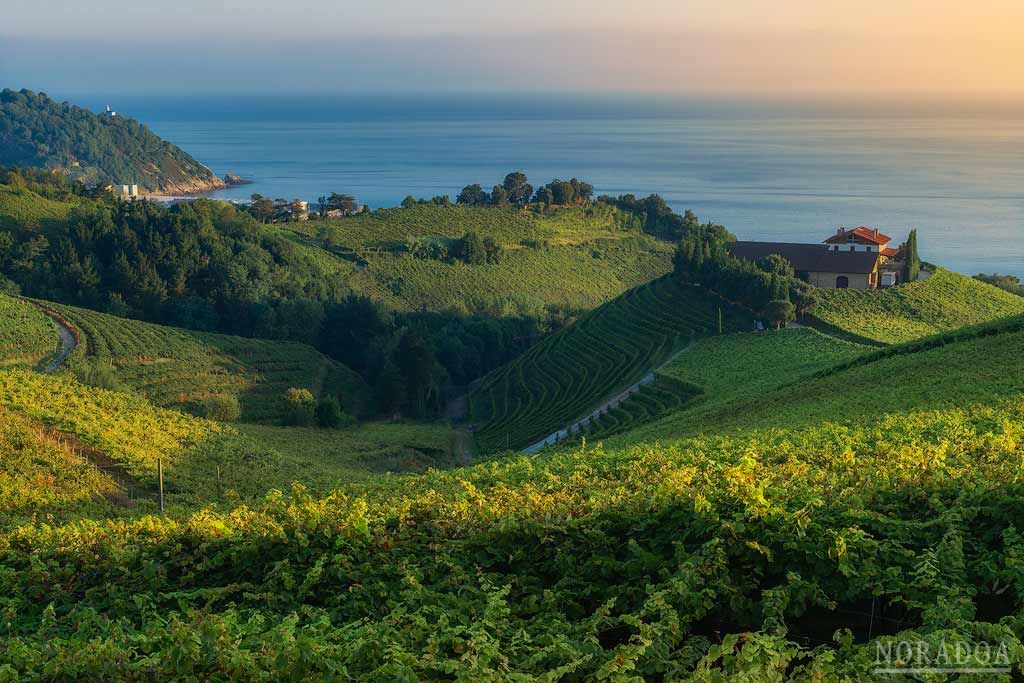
<box><xmin>3</xmin><ymin>0</ymin><xmax>1023</xmax><ymax>99</ymax></box>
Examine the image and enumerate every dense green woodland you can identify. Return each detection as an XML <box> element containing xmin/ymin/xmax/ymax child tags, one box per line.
<box><xmin>0</xmin><ymin>89</ymin><xmax>223</xmax><ymax>192</ymax></box>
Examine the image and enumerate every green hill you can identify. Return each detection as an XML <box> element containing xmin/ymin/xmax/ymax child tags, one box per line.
<box><xmin>276</xmin><ymin>203</ymin><xmax>675</xmax><ymax>312</ymax></box>
<box><xmin>612</xmin><ymin>314</ymin><xmax>1024</xmax><ymax>445</ymax></box>
<box><xmin>0</xmin><ymin>295</ymin><xmax>56</xmax><ymax>368</ymax></box>
<box><xmin>0</xmin><ymin>369</ymin><xmax>454</xmax><ymax>512</ymax></box>
<box><xmin>46</xmin><ymin>301</ymin><xmax>369</xmax><ymax>421</ymax></box>
<box><xmin>0</xmin><ymin>183</ymin><xmax>77</xmax><ymax>233</ymax></box>
<box><xmin>467</xmin><ymin>275</ymin><xmax>752</xmax><ymax>451</ymax></box>
<box><xmin>0</xmin><ymin>410</ymin><xmax>124</xmax><ymax>526</ymax></box>
<box><xmin>811</xmin><ymin>267</ymin><xmax>1024</xmax><ymax>344</ymax></box>
<box><xmin>0</xmin><ymin>89</ymin><xmax>224</xmax><ymax>193</ymax></box>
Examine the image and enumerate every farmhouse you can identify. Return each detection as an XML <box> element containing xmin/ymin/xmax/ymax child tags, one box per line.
<box><xmin>729</xmin><ymin>226</ymin><xmax>907</xmax><ymax>290</ymax></box>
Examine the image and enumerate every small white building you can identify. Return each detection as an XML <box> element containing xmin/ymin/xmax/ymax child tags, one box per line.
<box><xmin>116</xmin><ymin>184</ymin><xmax>139</xmax><ymax>199</ymax></box>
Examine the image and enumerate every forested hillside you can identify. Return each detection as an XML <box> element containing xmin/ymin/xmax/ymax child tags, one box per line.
<box><xmin>0</xmin><ymin>89</ymin><xmax>224</xmax><ymax>193</ymax></box>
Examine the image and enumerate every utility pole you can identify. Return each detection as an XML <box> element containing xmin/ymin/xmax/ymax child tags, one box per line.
<box><xmin>158</xmin><ymin>457</ymin><xmax>165</xmax><ymax>514</ymax></box>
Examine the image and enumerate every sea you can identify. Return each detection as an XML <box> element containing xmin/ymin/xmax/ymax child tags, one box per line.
<box><xmin>79</xmin><ymin>94</ymin><xmax>1024</xmax><ymax>276</ymax></box>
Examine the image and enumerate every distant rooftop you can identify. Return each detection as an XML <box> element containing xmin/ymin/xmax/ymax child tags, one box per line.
<box><xmin>824</xmin><ymin>226</ymin><xmax>892</xmax><ymax>245</ymax></box>
<box><xmin>729</xmin><ymin>241</ymin><xmax>880</xmax><ymax>274</ymax></box>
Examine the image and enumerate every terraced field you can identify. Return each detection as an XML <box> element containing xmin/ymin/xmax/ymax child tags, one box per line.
<box><xmin>578</xmin><ymin>376</ymin><xmax>701</xmax><ymax>442</ymax></box>
<box><xmin>0</xmin><ymin>295</ymin><xmax>55</xmax><ymax>368</ymax></box>
<box><xmin>812</xmin><ymin>267</ymin><xmax>1024</xmax><ymax>344</ymax></box>
<box><xmin>47</xmin><ymin>302</ymin><xmax>368</xmax><ymax>421</ymax></box>
<box><xmin>468</xmin><ymin>276</ymin><xmax>752</xmax><ymax>451</ymax></box>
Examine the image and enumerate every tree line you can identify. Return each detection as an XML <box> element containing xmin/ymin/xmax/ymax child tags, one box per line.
<box><xmin>673</xmin><ymin>222</ymin><xmax>817</xmax><ymax>329</ymax></box>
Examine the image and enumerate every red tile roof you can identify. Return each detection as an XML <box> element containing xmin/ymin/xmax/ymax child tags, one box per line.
<box><xmin>882</xmin><ymin>246</ymin><xmax>900</xmax><ymax>257</ymax></box>
<box><xmin>824</xmin><ymin>226</ymin><xmax>893</xmax><ymax>246</ymax></box>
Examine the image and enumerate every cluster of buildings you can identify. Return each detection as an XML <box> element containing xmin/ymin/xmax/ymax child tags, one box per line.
<box><xmin>730</xmin><ymin>226</ymin><xmax>909</xmax><ymax>290</ymax></box>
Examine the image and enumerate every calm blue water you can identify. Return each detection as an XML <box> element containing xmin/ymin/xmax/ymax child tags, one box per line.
<box><xmin>84</xmin><ymin>94</ymin><xmax>1023</xmax><ymax>276</ymax></box>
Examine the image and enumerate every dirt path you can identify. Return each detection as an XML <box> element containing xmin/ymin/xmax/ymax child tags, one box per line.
<box><xmin>25</xmin><ymin>301</ymin><xmax>79</xmax><ymax>373</ymax></box>
<box><xmin>522</xmin><ymin>339</ymin><xmax>696</xmax><ymax>456</ymax></box>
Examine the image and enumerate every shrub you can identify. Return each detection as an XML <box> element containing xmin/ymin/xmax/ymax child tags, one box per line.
<box><xmin>202</xmin><ymin>395</ymin><xmax>241</xmax><ymax>422</ymax></box>
<box><xmin>283</xmin><ymin>387</ymin><xmax>316</xmax><ymax>426</ymax></box>
<box><xmin>73</xmin><ymin>361</ymin><xmax>127</xmax><ymax>392</ymax></box>
<box><xmin>315</xmin><ymin>395</ymin><xmax>353</xmax><ymax>429</ymax></box>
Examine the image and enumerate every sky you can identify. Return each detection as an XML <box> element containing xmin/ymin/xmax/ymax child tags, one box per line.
<box><xmin>3</xmin><ymin>0</ymin><xmax>1024</xmax><ymax>99</ymax></box>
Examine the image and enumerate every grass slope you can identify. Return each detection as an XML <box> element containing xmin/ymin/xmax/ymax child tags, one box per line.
<box><xmin>468</xmin><ymin>275</ymin><xmax>752</xmax><ymax>451</ymax></box>
<box><xmin>0</xmin><ymin>295</ymin><xmax>55</xmax><ymax>368</ymax></box>
<box><xmin>812</xmin><ymin>267</ymin><xmax>1024</xmax><ymax>344</ymax></box>
<box><xmin>48</xmin><ymin>301</ymin><xmax>368</xmax><ymax>421</ymax></box>
<box><xmin>0</xmin><ymin>184</ymin><xmax>76</xmax><ymax>233</ymax></box>
<box><xmin>615</xmin><ymin>316</ymin><xmax>1024</xmax><ymax>445</ymax></box>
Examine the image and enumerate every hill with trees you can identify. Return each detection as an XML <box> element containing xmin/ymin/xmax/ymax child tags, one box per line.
<box><xmin>0</xmin><ymin>89</ymin><xmax>225</xmax><ymax>194</ymax></box>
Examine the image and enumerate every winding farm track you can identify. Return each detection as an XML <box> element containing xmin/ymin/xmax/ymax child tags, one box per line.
<box><xmin>522</xmin><ymin>339</ymin><xmax>695</xmax><ymax>455</ymax></box>
<box><xmin>24</xmin><ymin>300</ymin><xmax>79</xmax><ymax>373</ymax></box>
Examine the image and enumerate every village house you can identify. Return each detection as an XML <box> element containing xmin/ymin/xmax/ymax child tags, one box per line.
<box><xmin>729</xmin><ymin>226</ymin><xmax>907</xmax><ymax>290</ymax></box>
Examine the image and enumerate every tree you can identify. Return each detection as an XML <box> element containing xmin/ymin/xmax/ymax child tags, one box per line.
<box><xmin>762</xmin><ymin>299</ymin><xmax>795</xmax><ymax>330</ymax></box>
<box><xmin>248</xmin><ymin>194</ymin><xmax>276</xmax><ymax>223</ymax></box>
<box><xmin>790</xmin><ymin>281</ymin><xmax>819</xmax><ymax>320</ymax></box>
<box><xmin>975</xmin><ymin>273</ymin><xmax>1024</xmax><ymax>296</ymax></box>
<box><xmin>535</xmin><ymin>187</ymin><xmax>554</xmax><ymax>206</ymax></box>
<box><xmin>502</xmin><ymin>172</ymin><xmax>533</xmax><ymax>205</ymax></box>
<box><xmin>401</xmin><ymin>195</ymin><xmax>418</xmax><ymax>209</ymax></box>
<box><xmin>489</xmin><ymin>185</ymin><xmax>509</xmax><ymax>206</ymax></box>
<box><xmin>202</xmin><ymin>395</ymin><xmax>241</xmax><ymax>422</ymax></box>
<box><xmin>315</xmin><ymin>395</ymin><xmax>350</xmax><ymax>428</ymax></box>
<box><xmin>324</xmin><ymin>192</ymin><xmax>357</xmax><ymax>215</ymax></box>
<box><xmin>904</xmin><ymin>228</ymin><xmax>921</xmax><ymax>283</ymax></box>
<box><xmin>283</xmin><ymin>387</ymin><xmax>316</xmax><ymax>426</ymax></box>
<box><xmin>460</xmin><ymin>232</ymin><xmax>487</xmax><ymax>264</ymax></box>
<box><xmin>483</xmin><ymin>236</ymin><xmax>502</xmax><ymax>264</ymax></box>
<box><xmin>457</xmin><ymin>184</ymin><xmax>488</xmax><ymax>206</ymax></box>
<box><xmin>758</xmin><ymin>254</ymin><xmax>795</xmax><ymax>279</ymax></box>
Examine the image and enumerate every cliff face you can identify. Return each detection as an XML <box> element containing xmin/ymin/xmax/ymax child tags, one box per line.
<box><xmin>0</xmin><ymin>89</ymin><xmax>227</xmax><ymax>196</ymax></box>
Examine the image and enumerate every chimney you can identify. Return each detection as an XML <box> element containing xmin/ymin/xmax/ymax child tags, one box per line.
<box><xmin>873</xmin><ymin>228</ymin><xmax>879</xmax><ymax>237</ymax></box>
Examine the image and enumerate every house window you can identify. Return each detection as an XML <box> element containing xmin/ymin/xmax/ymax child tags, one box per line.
<box><xmin>836</xmin><ymin>275</ymin><xmax>849</xmax><ymax>289</ymax></box>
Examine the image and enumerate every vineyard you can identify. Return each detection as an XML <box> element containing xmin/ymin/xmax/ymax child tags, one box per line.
<box><xmin>296</xmin><ymin>202</ymin><xmax>640</xmax><ymax>249</ymax></box>
<box><xmin>617</xmin><ymin>318</ymin><xmax>1024</xmax><ymax>445</ymax></box>
<box><xmin>0</xmin><ymin>410</ymin><xmax>122</xmax><ymax>525</ymax></box>
<box><xmin>0</xmin><ymin>295</ymin><xmax>55</xmax><ymax>368</ymax></box>
<box><xmin>468</xmin><ymin>276</ymin><xmax>752</xmax><ymax>451</ymax></box>
<box><xmin>346</xmin><ymin>237</ymin><xmax>673</xmax><ymax>313</ymax></box>
<box><xmin>812</xmin><ymin>267</ymin><xmax>1024</xmax><ymax>344</ymax></box>
<box><xmin>0</xmin><ymin>370</ymin><xmax>223</xmax><ymax>481</ymax></box>
<box><xmin>0</xmin><ymin>183</ymin><xmax>77</xmax><ymax>233</ymax></box>
<box><xmin>48</xmin><ymin>301</ymin><xmax>368</xmax><ymax>421</ymax></box>
<box><xmin>578</xmin><ymin>376</ymin><xmax>701</xmax><ymax>442</ymax></box>
<box><xmin>2</xmin><ymin>396</ymin><xmax>1023</xmax><ymax>678</ymax></box>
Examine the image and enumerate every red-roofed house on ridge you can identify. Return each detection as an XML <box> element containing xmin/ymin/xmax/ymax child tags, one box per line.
<box><xmin>728</xmin><ymin>226</ymin><xmax>910</xmax><ymax>290</ymax></box>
